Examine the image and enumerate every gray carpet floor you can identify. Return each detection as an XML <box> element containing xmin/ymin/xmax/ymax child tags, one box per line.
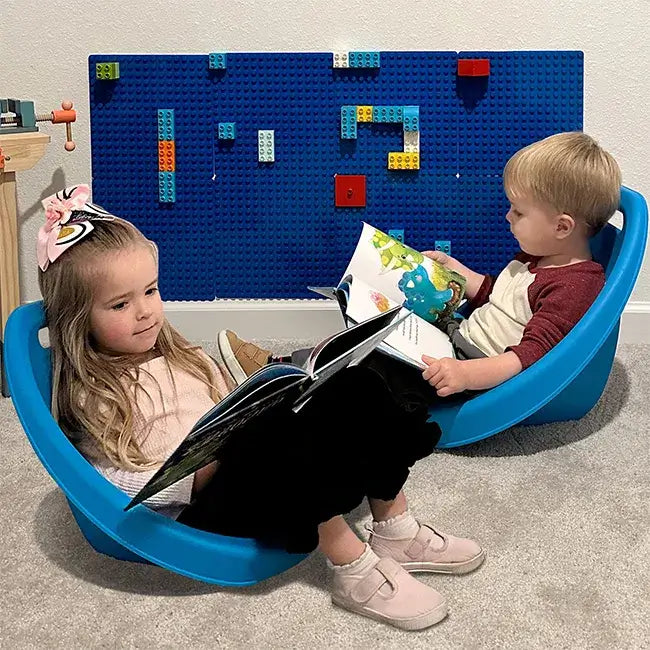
<box><xmin>1</xmin><ymin>341</ymin><xmax>649</xmax><ymax>649</ymax></box>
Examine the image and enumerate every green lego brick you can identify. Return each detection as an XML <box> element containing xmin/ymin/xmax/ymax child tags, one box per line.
<box><xmin>96</xmin><ymin>62</ymin><xmax>120</xmax><ymax>80</ymax></box>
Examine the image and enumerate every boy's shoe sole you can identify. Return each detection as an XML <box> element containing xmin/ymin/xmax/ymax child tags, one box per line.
<box><xmin>401</xmin><ymin>548</ymin><xmax>486</xmax><ymax>575</ymax></box>
<box><xmin>217</xmin><ymin>330</ymin><xmax>249</xmax><ymax>385</ymax></box>
<box><xmin>331</xmin><ymin>596</ymin><xmax>448</xmax><ymax>631</ymax></box>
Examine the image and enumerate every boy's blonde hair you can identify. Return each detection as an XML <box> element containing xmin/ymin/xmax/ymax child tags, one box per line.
<box><xmin>38</xmin><ymin>218</ymin><xmax>228</xmax><ymax>472</ymax></box>
<box><xmin>503</xmin><ymin>132</ymin><xmax>622</xmax><ymax>235</ymax></box>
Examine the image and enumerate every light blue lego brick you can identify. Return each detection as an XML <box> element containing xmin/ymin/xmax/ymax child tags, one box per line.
<box><xmin>372</xmin><ymin>105</ymin><xmax>403</xmax><ymax>123</ymax></box>
<box><xmin>402</xmin><ymin>105</ymin><xmax>420</xmax><ymax>132</ymax></box>
<box><xmin>158</xmin><ymin>171</ymin><xmax>176</xmax><ymax>202</ymax></box>
<box><xmin>435</xmin><ymin>240</ymin><xmax>451</xmax><ymax>255</ymax></box>
<box><xmin>218</xmin><ymin>122</ymin><xmax>236</xmax><ymax>139</ymax></box>
<box><xmin>349</xmin><ymin>51</ymin><xmax>380</xmax><ymax>68</ymax></box>
<box><xmin>209</xmin><ymin>53</ymin><xmax>227</xmax><ymax>69</ymax></box>
<box><xmin>157</xmin><ymin>109</ymin><xmax>175</xmax><ymax>141</ymax></box>
<box><xmin>258</xmin><ymin>129</ymin><xmax>275</xmax><ymax>162</ymax></box>
<box><xmin>340</xmin><ymin>105</ymin><xmax>357</xmax><ymax>139</ymax></box>
<box><xmin>388</xmin><ymin>229</ymin><xmax>405</xmax><ymax>243</ymax></box>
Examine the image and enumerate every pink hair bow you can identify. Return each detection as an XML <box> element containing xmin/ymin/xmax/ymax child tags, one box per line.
<box><xmin>37</xmin><ymin>184</ymin><xmax>114</xmax><ymax>271</ymax></box>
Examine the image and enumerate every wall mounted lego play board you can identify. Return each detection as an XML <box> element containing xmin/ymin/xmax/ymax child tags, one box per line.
<box><xmin>88</xmin><ymin>51</ymin><xmax>582</xmax><ymax>299</ymax></box>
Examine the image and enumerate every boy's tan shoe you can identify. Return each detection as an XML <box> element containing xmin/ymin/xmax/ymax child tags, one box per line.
<box><xmin>217</xmin><ymin>330</ymin><xmax>272</xmax><ymax>385</ymax></box>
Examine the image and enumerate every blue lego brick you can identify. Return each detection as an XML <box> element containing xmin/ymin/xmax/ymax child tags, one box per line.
<box><xmin>457</xmin><ymin>51</ymin><xmax>583</xmax><ymax>174</ymax></box>
<box><xmin>88</xmin><ymin>52</ymin><xmax>580</xmax><ymax>299</ymax></box>
<box><xmin>158</xmin><ymin>171</ymin><xmax>176</xmax><ymax>203</ymax></box>
<box><xmin>349</xmin><ymin>51</ymin><xmax>380</xmax><ymax>68</ymax></box>
<box><xmin>388</xmin><ymin>229</ymin><xmax>405</xmax><ymax>243</ymax></box>
<box><xmin>218</xmin><ymin>122</ymin><xmax>236</xmax><ymax>139</ymax></box>
<box><xmin>402</xmin><ymin>105</ymin><xmax>420</xmax><ymax>132</ymax></box>
<box><xmin>157</xmin><ymin>109</ymin><xmax>175</xmax><ymax>141</ymax></box>
<box><xmin>340</xmin><ymin>105</ymin><xmax>357</xmax><ymax>139</ymax></box>
<box><xmin>209</xmin><ymin>53</ymin><xmax>227</xmax><ymax>69</ymax></box>
<box><xmin>372</xmin><ymin>105</ymin><xmax>404</xmax><ymax>123</ymax></box>
<box><xmin>435</xmin><ymin>240</ymin><xmax>451</xmax><ymax>255</ymax></box>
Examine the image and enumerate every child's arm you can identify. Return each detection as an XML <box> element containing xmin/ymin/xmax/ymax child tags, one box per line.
<box><xmin>422</xmin><ymin>250</ymin><xmax>486</xmax><ymax>300</ymax></box>
<box><xmin>421</xmin><ymin>352</ymin><xmax>522</xmax><ymax>397</ymax></box>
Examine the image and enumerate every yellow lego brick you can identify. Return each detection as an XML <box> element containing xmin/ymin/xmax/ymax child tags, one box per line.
<box><xmin>388</xmin><ymin>152</ymin><xmax>420</xmax><ymax>170</ymax></box>
<box><xmin>357</xmin><ymin>105</ymin><xmax>373</xmax><ymax>122</ymax></box>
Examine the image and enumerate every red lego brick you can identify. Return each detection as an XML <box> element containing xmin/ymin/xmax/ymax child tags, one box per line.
<box><xmin>335</xmin><ymin>174</ymin><xmax>366</xmax><ymax>207</ymax></box>
<box><xmin>457</xmin><ymin>59</ymin><xmax>490</xmax><ymax>77</ymax></box>
<box><xmin>0</xmin><ymin>147</ymin><xmax>5</xmax><ymax>170</ymax></box>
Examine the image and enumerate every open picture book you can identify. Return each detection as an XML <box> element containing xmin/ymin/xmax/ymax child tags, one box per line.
<box><xmin>310</xmin><ymin>223</ymin><xmax>467</xmax><ymax>370</ymax></box>
<box><xmin>126</xmin><ymin>305</ymin><xmax>408</xmax><ymax>510</ymax></box>
<box><xmin>126</xmin><ymin>223</ymin><xmax>465</xmax><ymax>510</ymax></box>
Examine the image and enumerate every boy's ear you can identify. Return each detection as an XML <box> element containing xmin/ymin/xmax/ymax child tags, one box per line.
<box><xmin>555</xmin><ymin>213</ymin><xmax>575</xmax><ymax>239</ymax></box>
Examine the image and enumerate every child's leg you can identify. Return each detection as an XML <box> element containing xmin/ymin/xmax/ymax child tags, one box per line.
<box><xmin>367</xmin><ymin>490</ymin><xmax>485</xmax><ymax>575</ymax></box>
<box><xmin>320</xmin><ymin>515</ymin><xmax>448</xmax><ymax>630</ymax></box>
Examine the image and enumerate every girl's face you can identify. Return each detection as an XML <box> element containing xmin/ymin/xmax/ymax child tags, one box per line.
<box><xmin>89</xmin><ymin>246</ymin><xmax>164</xmax><ymax>356</ymax></box>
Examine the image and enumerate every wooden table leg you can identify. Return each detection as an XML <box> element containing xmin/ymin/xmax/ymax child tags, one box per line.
<box><xmin>0</xmin><ymin>171</ymin><xmax>20</xmax><ymax>396</ymax></box>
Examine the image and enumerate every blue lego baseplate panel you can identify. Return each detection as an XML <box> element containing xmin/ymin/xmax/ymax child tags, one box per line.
<box><xmin>88</xmin><ymin>52</ymin><xmax>583</xmax><ymax>299</ymax></box>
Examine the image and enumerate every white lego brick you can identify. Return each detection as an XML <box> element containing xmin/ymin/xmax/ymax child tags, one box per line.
<box><xmin>332</xmin><ymin>51</ymin><xmax>349</xmax><ymax>68</ymax></box>
<box><xmin>258</xmin><ymin>129</ymin><xmax>275</xmax><ymax>162</ymax></box>
<box><xmin>403</xmin><ymin>130</ymin><xmax>420</xmax><ymax>153</ymax></box>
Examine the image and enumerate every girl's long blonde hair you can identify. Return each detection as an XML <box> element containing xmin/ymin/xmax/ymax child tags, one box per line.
<box><xmin>38</xmin><ymin>217</ymin><xmax>227</xmax><ymax>471</ymax></box>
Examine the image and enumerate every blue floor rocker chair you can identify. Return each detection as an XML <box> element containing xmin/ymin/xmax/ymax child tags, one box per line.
<box><xmin>5</xmin><ymin>186</ymin><xmax>647</xmax><ymax>586</ymax></box>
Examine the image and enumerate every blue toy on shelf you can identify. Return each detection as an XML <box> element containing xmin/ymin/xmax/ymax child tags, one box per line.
<box><xmin>4</xmin><ymin>187</ymin><xmax>646</xmax><ymax>584</ymax></box>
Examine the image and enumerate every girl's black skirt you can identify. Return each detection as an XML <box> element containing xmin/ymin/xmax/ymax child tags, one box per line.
<box><xmin>177</xmin><ymin>352</ymin><xmax>440</xmax><ymax>554</ymax></box>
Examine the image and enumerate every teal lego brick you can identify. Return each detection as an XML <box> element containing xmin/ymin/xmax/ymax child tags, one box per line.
<box><xmin>218</xmin><ymin>122</ymin><xmax>236</xmax><ymax>139</ymax></box>
<box><xmin>403</xmin><ymin>105</ymin><xmax>420</xmax><ymax>132</ymax></box>
<box><xmin>349</xmin><ymin>51</ymin><xmax>380</xmax><ymax>68</ymax></box>
<box><xmin>158</xmin><ymin>171</ymin><xmax>176</xmax><ymax>202</ymax></box>
<box><xmin>340</xmin><ymin>105</ymin><xmax>357</xmax><ymax>138</ymax></box>
<box><xmin>435</xmin><ymin>240</ymin><xmax>451</xmax><ymax>255</ymax></box>
<box><xmin>372</xmin><ymin>106</ymin><xmax>403</xmax><ymax>123</ymax></box>
<box><xmin>388</xmin><ymin>229</ymin><xmax>405</xmax><ymax>243</ymax></box>
<box><xmin>209</xmin><ymin>53</ymin><xmax>227</xmax><ymax>69</ymax></box>
<box><xmin>157</xmin><ymin>109</ymin><xmax>175</xmax><ymax>141</ymax></box>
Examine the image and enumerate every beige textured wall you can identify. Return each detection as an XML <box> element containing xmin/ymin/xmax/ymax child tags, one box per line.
<box><xmin>1</xmin><ymin>0</ymin><xmax>648</xmax><ymax>302</ymax></box>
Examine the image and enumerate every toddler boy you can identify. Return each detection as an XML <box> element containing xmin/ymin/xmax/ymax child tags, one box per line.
<box><xmin>421</xmin><ymin>131</ymin><xmax>621</xmax><ymax>396</ymax></box>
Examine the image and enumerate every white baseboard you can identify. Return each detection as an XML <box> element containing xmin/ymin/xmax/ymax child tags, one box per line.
<box><xmin>619</xmin><ymin>302</ymin><xmax>650</xmax><ymax>344</ymax></box>
<box><xmin>163</xmin><ymin>300</ymin><xmax>650</xmax><ymax>345</ymax></box>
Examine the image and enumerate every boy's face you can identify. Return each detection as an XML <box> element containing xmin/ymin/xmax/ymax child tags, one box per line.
<box><xmin>89</xmin><ymin>246</ymin><xmax>164</xmax><ymax>356</ymax></box>
<box><xmin>505</xmin><ymin>194</ymin><xmax>569</xmax><ymax>256</ymax></box>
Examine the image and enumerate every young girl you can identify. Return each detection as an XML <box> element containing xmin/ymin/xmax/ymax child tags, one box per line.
<box><xmin>37</xmin><ymin>185</ymin><xmax>484</xmax><ymax>631</ymax></box>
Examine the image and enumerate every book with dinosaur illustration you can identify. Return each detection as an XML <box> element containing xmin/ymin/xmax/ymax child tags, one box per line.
<box><xmin>311</xmin><ymin>224</ymin><xmax>466</xmax><ymax>369</ymax></box>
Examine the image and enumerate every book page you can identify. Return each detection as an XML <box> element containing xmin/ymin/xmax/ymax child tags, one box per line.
<box><xmin>340</xmin><ymin>223</ymin><xmax>466</xmax><ymax>324</ymax></box>
<box><xmin>345</xmin><ymin>276</ymin><xmax>454</xmax><ymax>368</ymax></box>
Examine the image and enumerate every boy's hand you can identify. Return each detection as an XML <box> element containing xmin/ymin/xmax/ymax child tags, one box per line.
<box><xmin>421</xmin><ymin>354</ymin><xmax>469</xmax><ymax>397</ymax></box>
<box><xmin>423</xmin><ymin>250</ymin><xmax>452</xmax><ymax>266</ymax></box>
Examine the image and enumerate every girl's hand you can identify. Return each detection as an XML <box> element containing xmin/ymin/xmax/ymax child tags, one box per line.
<box><xmin>421</xmin><ymin>354</ymin><xmax>469</xmax><ymax>397</ymax></box>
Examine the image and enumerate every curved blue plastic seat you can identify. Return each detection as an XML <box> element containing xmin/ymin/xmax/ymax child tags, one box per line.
<box><xmin>5</xmin><ymin>187</ymin><xmax>647</xmax><ymax>582</ymax></box>
<box><xmin>431</xmin><ymin>186</ymin><xmax>648</xmax><ymax>447</ymax></box>
<box><xmin>4</xmin><ymin>304</ymin><xmax>308</xmax><ymax>585</ymax></box>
